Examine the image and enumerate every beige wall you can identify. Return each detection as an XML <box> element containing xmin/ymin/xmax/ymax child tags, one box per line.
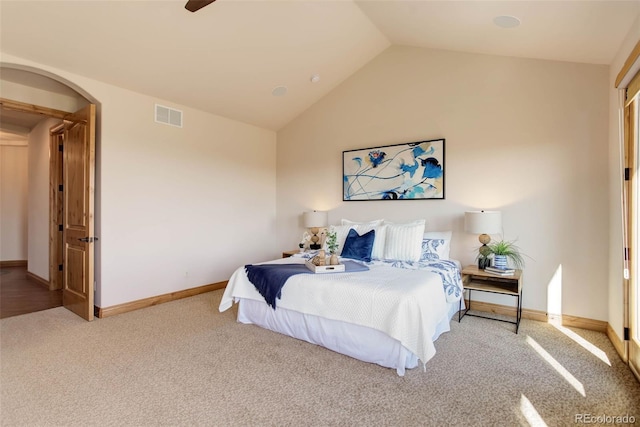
<box><xmin>608</xmin><ymin>18</ymin><xmax>640</xmax><ymax>340</ymax></box>
<box><xmin>1</xmin><ymin>79</ymin><xmax>83</xmax><ymax>113</ymax></box>
<box><xmin>27</xmin><ymin>118</ymin><xmax>59</xmax><ymax>280</ymax></box>
<box><xmin>277</xmin><ymin>46</ymin><xmax>609</xmax><ymax>321</ymax></box>
<box><xmin>0</xmin><ymin>145</ymin><xmax>28</xmax><ymax>261</ymax></box>
<box><xmin>2</xmin><ymin>53</ymin><xmax>278</xmax><ymax>308</ymax></box>
<box><xmin>98</xmin><ymin>88</ymin><xmax>277</xmax><ymax>307</ymax></box>
<box><xmin>1</xmin><ymin>43</ymin><xmax>617</xmax><ymax>322</ymax></box>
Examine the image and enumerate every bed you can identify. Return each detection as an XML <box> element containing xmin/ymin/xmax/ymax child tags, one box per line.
<box><xmin>218</xmin><ymin>220</ymin><xmax>464</xmax><ymax>376</ymax></box>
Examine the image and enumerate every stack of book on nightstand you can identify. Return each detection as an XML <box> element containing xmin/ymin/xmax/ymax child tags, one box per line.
<box><xmin>484</xmin><ymin>266</ymin><xmax>516</xmax><ymax>276</ymax></box>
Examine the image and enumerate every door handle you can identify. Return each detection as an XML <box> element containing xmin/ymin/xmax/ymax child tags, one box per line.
<box><xmin>78</xmin><ymin>237</ymin><xmax>99</xmax><ymax>243</ymax></box>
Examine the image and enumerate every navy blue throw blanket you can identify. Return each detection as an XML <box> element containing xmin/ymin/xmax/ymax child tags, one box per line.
<box><xmin>245</xmin><ymin>261</ymin><xmax>369</xmax><ymax>309</ymax></box>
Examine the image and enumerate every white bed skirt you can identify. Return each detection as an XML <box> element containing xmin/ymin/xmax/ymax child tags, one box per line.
<box><xmin>236</xmin><ymin>298</ymin><xmax>463</xmax><ymax>376</ymax></box>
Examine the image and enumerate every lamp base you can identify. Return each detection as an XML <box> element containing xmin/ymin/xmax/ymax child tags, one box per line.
<box><xmin>309</xmin><ymin>227</ymin><xmax>321</xmax><ymax>250</ymax></box>
<box><xmin>478</xmin><ymin>257</ymin><xmax>491</xmax><ymax>269</ymax></box>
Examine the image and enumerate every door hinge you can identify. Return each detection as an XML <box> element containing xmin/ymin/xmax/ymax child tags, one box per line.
<box><xmin>58</xmin><ymin>224</ymin><xmax>63</xmax><ymax>232</ymax></box>
<box><xmin>624</xmin><ymin>327</ymin><xmax>630</xmax><ymax>341</ymax></box>
<box><xmin>58</xmin><ymin>144</ymin><xmax>63</xmax><ymax>152</ymax></box>
<box><xmin>58</xmin><ymin>184</ymin><xmax>63</xmax><ymax>192</ymax></box>
<box><xmin>625</xmin><ymin>167</ymin><xmax>630</xmax><ymax>181</ymax></box>
<box><xmin>624</xmin><ymin>247</ymin><xmax>630</xmax><ymax>261</ymax></box>
<box><xmin>58</xmin><ymin>264</ymin><xmax>63</xmax><ymax>272</ymax></box>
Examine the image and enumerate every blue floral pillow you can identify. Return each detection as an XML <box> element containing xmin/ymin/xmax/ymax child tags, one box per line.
<box><xmin>420</xmin><ymin>238</ymin><xmax>446</xmax><ymax>261</ymax></box>
<box><xmin>341</xmin><ymin>228</ymin><xmax>376</xmax><ymax>262</ymax></box>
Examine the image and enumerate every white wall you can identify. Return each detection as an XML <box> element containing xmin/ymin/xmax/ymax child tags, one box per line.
<box><xmin>277</xmin><ymin>46</ymin><xmax>609</xmax><ymax>321</ymax></box>
<box><xmin>608</xmin><ymin>19</ymin><xmax>640</xmax><ymax>340</ymax></box>
<box><xmin>1</xmin><ymin>44</ymin><xmax>615</xmax><ymax>322</ymax></box>
<box><xmin>0</xmin><ymin>145</ymin><xmax>28</xmax><ymax>261</ymax></box>
<box><xmin>98</xmin><ymin>91</ymin><xmax>277</xmax><ymax>307</ymax></box>
<box><xmin>2</xmin><ymin>54</ymin><xmax>278</xmax><ymax>308</ymax></box>
<box><xmin>27</xmin><ymin>118</ymin><xmax>59</xmax><ymax>280</ymax></box>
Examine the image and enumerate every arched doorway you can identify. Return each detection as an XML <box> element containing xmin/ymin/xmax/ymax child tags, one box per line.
<box><xmin>0</xmin><ymin>64</ymin><xmax>100</xmax><ymax>320</ymax></box>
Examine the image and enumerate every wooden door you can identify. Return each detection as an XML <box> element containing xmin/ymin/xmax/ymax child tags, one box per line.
<box><xmin>616</xmin><ymin>40</ymin><xmax>640</xmax><ymax>381</ymax></box>
<box><xmin>626</xmin><ymin>90</ymin><xmax>640</xmax><ymax>379</ymax></box>
<box><xmin>62</xmin><ymin>104</ymin><xmax>96</xmax><ymax>321</ymax></box>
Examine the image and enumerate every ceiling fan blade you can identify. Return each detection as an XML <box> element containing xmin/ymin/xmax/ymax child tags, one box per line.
<box><xmin>185</xmin><ymin>0</ymin><xmax>216</xmax><ymax>13</ymax></box>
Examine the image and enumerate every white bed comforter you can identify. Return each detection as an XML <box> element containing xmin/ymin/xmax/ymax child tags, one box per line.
<box><xmin>219</xmin><ymin>257</ymin><xmax>455</xmax><ymax>365</ymax></box>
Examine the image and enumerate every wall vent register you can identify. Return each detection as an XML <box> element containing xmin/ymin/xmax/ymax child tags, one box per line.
<box><xmin>155</xmin><ymin>104</ymin><xmax>183</xmax><ymax>128</ymax></box>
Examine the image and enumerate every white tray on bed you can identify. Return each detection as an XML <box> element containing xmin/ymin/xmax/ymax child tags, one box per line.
<box><xmin>304</xmin><ymin>260</ymin><xmax>345</xmax><ymax>273</ymax></box>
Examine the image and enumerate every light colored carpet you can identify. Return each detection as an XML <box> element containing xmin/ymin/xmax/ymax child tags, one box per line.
<box><xmin>1</xmin><ymin>290</ymin><xmax>638</xmax><ymax>426</ymax></box>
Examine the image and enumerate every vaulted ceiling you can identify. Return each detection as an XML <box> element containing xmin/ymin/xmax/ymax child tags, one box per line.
<box><xmin>1</xmin><ymin>0</ymin><xmax>639</xmax><ymax>133</ymax></box>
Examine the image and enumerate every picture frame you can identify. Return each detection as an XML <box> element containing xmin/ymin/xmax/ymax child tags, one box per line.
<box><xmin>343</xmin><ymin>138</ymin><xmax>445</xmax><ymax>201</ymax></box>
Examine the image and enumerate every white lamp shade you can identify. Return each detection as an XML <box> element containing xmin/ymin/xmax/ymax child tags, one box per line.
<box><xmin>464</xmin><ymin>211</ymin><xmax>502</xmax><ymax>234</ymax></box>
<box><xmin>303</xmin><ymin>210</ymin><xmax>328</xmax><ymax>228</ymax></box>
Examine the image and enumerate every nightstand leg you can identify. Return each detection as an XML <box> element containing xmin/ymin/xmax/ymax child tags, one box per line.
<box><xmin>515</xmin><ymin>290</ymin><xmax>522</xmax><ymax>334</ymax></box>
<box><xmin>459</xmin><ymin>289</ymin><xmax>471</xmax><ymax>323</ymax></box>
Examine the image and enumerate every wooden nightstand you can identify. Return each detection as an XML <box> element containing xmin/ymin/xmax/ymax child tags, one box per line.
<box><xmin>282</xmin><ymin>250</ymin><xmax>300</xmax><ymax>258</ymax></box>
<box><xmin>459</xmin><ymin>265</ymin><xmax>523</xmax><ymax>333</ymax></box>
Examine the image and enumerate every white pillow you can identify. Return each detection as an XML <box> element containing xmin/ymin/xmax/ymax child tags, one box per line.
<box><xmin>329</xmin><ymin>225</ymin><xmax>355</xmax><ymax>253</ymax></box>
<box><xmin>370</xmin><ymin>224</ymin><xmax>387</xmax><ymax>260</ymax></box>
<box><xmin>330</xmin><ymin>223</ymin><xmax>386</xmax><ymax>260</ymax></box>
<box><xmin>341</xmin><ymin>219</ymin><xmax>384</xmax><ymax>226</ymax></box>
<box><xmin>383</xmin><ymin>220</ymin><xmax>426</xmax><ymax>262</ymax></box>
<box><xmin>421</xmin><ymin>231</ymin><xmax>452</xmax><ymax>261</ymax></box>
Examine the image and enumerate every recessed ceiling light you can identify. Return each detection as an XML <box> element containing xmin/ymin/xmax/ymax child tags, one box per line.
<box><xmin>310</xmin><ymin>74</ymin><xmax>320</xmax><ymax>83</ymax></box>
<box><xmin>493</xmin><ymin>15</ymin><xmax>521</xmax><ymax>29</ymax></box>
<box><xmin>272</xmin><ymin>86</ymin><xmax>287</xmax><ymax>97</ymax></box>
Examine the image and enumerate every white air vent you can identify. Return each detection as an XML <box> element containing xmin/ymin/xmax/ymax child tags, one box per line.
<box><xmin>155</xmin><ymin>104</ymin><xmax>183</xmax><ymax>128</ymax></box>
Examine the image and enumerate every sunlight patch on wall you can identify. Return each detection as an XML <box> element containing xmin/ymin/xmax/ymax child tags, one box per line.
<box><xmin>520</xmin><ymin>394</ymin><xmax>549</xmax><ymax>427</ymax></box>
<box><xmin>547</xmin><ymin>264</ymin><xmax>562</xmax><ymax>318</ymax></box>
<box><xmin>527</xmin><ymin>335</ymin><xmax>585</xmax><ymax>397</ymax></box>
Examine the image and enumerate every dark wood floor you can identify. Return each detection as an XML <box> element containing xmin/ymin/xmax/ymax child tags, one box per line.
<box><xmin>0</xmin><ymin>267</ymin><xmax>62</xmax><ymax>319</ymax></box>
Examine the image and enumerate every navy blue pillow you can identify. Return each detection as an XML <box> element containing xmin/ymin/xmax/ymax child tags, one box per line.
<box><xmin>340</xmin><ymin>228</ymin><xmax>375</xmax><ymax>262</ymax></box>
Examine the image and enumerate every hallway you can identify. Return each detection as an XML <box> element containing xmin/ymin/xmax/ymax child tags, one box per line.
<box><xmin>0</xmin><ymin>267</ymin><xmax>62</xmax><ymax>319</ymax></box>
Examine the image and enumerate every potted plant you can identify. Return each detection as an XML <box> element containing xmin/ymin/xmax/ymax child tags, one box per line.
<box><xmin>486</xmin><ymin>240</ymin><xmax>525</xmax><ymax>270</ymax></box>
<box><xmin>326</xmin><ymin>230</ymin><xmax>339</xmax><ymax>265</ymax></box>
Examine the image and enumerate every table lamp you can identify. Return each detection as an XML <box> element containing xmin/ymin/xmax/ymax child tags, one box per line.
<box><xmin>303</xmin><ymin>210</ymin><xmax>328</xmax><ymax>250</ymax></box>
<box><xmin>464</xmin><ymin>210</ymin><xmax>502</xmax><ymax>268</ymax></box>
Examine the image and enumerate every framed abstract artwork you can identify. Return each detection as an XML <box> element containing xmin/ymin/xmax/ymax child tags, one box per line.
<box><xmin>343</xmin><ymin>138</ymin><xmax>445</xmax><ymax>201</ymax></box>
